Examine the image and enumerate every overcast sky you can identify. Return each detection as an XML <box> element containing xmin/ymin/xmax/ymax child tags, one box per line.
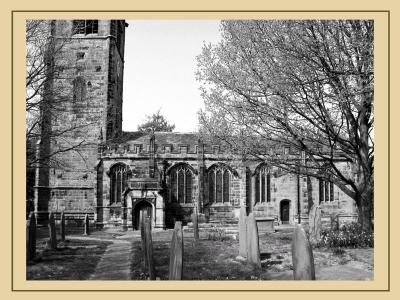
<box><xmin>122</xmin><ymin>20</ymin><xmax>222</xmax><ymax>133</ymax></box>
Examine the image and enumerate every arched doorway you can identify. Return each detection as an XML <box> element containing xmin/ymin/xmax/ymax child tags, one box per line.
<box><xmin>280</xmin><ymin>200</ymin><xmax>290</xmax><ymax>224</ymax></box>
<box><xmin>133</xmin><ymin>200</ymin><xmax>152</xmax><ymax>230</ymax></box>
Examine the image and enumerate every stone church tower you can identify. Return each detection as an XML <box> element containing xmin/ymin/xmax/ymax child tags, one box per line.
<box><xmin>35</xmin><ymin>20</ymin><xmax>128</xmax><ymax>221</ymax></box>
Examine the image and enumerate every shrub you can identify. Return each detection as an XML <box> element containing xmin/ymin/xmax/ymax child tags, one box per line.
<box><xmin>205</xmin><ymin>228</ymin><xmax>231</xmax><ymax>241</ymax></box>
<box><xmin>332</xmin><ymin>247</ymin><xmax>346</xmax><ymax>256</ymax></box>
<box><xmin>317</xmin><ymin>222</ymin><xmax>374</xmax><ymax>248</ymax></box>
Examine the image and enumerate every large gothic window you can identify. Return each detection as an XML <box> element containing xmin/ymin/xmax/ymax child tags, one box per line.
<box><xmin>109</xmin><ymin>164</ymin><xmax>128</xmax><ymax>204</ymax></box>
<box><xmin>255</xmin><ymin>165</ymin><xmax>271</xmax><ymax>203</ymax></box>
<box><xmin>319</xmin><ymin>179</ymin><xmax>335</xmax><ymax>203</ymax></box>
<box><xmin>208</xmin><ymin>165</ymin><xmax>231</xmax><ymax>203</ymax></box>
<box><xmin>169</xmin><ymin>164</ymin><xmax>193</xmax><ymax>204</ymax></box>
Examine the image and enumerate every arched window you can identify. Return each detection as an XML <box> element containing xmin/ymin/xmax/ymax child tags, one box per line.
<box><xmin>255</xmin><ymin>165</ymin><xmax>271</xmax><ymax>203</ymax></box>
<box><xmin>208</xmin><ymin>165</ymin><xmax>231</xmax><ymax>203</ymax></box>
<box><xmin>109</xmin><ymin>164</ymin><xmax>128</xmax><ymax>204</ymax></box>
<box><xmin>169</xmin><ymin>164</ymin><xmax>194</xmax><ymax>204</ymax></box>
<box><xmin>319</xmin><ymin>179</ymin><xmax>334</xmax><ymax>203</ymax></box>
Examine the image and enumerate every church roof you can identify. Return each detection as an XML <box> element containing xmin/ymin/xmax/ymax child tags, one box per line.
<box><xmin>126</xmin><ymin>132</ymin><xmax>199</xmax><ymax>145</ymax></box>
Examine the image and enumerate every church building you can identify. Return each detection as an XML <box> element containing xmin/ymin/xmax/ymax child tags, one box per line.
<box><xmin>34</xmin><ymin>20</ymin><xmax>358</xmax><ymax>229</ymax></box>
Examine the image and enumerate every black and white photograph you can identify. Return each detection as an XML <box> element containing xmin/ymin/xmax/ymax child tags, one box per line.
<box><xmin>26</xmin><ymin>19</ymin><xmax>374</xmax><ymax>281</ymax></box>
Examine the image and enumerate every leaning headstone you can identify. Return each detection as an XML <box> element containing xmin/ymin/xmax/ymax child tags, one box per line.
<box><xmin>238</xmin><ymin>206</ymin><xmax>247</xmax><ymax>258</ymax></box>
<box><xmin>246</xmin><ymin>213</ymin><xmax>261</xmax><ymax>267</ymax></box>
<box><xmin>192</xmin><ymin>206</ymin><xmax>199</xmax><ymax>241</ymax></box>
<box><xmin>291</xmin><ymin>224</ymin><xmax>316</xmax><ymax>280</ymax></box>
<box><xmin>169</xmin><ymin>221</ymin><xmax>183</xmax><ymax>280</ymax></box>
<box><xmin>84</xmin><ymin>214</ymin><xmax>90</xmax><ymax>235</ymax></box>
<box><xmin>48</xmin><ymin>212</ymin><xmax>57</xmax><ymax>249</ymax></box>
<box><xmin>27</xmin><ymin>212</ymin><xmax>36</xmax><ymax>261</ymax></box>
<box><xmin>60</xmin><ymin>212</ymin><xmax>66</xmax><ymax>241</ymax></box>
<box><xmin>309</xmin><ymin>205</ymin><xmax>321</xmax><ymax>244</ymax></box>
<box><xmin>144</xmin><ymin>217</ymin><xmax>156</xmax><ymax>279</ymax></box>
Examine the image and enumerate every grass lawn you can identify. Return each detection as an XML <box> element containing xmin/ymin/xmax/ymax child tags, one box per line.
<box><xmin>131</xmin><ymin>228</ymin><xmax>374</xmax><ymax>280</ymax></box>
<box><xmin>26</xmin><ymin>226</ymin><xmax>373</xmax><ymax>280</ymax></box>
<box><xmin>26</xmin><ymin>226</ymin><xmax>113</xmax><ymax>280</ymax></box>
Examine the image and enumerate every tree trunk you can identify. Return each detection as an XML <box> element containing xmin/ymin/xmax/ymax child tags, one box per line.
<box><xmin>307</xmin><ymin>176</ymin><xmax>313</xmax><ymax>214</ymax></box>
<box><xmin>356</xmin><ymin>185</ymin><xmax>373</xmax><ymax>233</ymax></box>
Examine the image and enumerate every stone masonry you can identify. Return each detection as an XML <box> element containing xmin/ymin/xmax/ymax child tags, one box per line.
<box><xmin>34</xmin><ymin>20</ymin><xmax>357</xmax><ymax>228</ymax></box>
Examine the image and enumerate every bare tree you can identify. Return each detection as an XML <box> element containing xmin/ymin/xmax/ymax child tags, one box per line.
<box><xmin>197</xmin><ymin>20</ymin><xmax>373</xmax><ymax>232</ymax></box>
<box><xmin>26</xmin><ymin>20</ymin><xmax>96</xmax><ymax>169</ymax></box>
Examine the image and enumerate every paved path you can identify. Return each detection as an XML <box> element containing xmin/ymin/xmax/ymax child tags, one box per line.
<box><xmin>88</xmin><ymin>230</ymin><xmax>136</xmax><ymax>280</ymax></box>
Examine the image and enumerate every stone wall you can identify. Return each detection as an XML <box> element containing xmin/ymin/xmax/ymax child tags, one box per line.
<box><xmin>35</xmin><ymin>20</ymin><xmax>126</xmax><ymax>219</ymax></box>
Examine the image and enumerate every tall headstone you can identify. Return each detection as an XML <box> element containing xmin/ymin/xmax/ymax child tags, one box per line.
<box><xmin>144</xmin><ymin>217</ymin><xmax>156</xmax><ymax>279</ymax></box>
<box><xmin>140</xmin><ymin>210</ymin><xmax>148</xmax><ymax>269</ymax></box>
<box><xmin>27</xmin><ymin>212</ymin><xmax>36</xmax><ymax>261</ymax></box>
<box><xmin>84</xmin><ymin>214</ymin><xmax>90</xmax><ymax>235</ymax></box>
<box><xmin>239</xmin><ymin>206</ymin><xmax>247</xmax><ymax>258</ymax></box>
<box><xmin>246</xmin><ymin>213</ymin><xmax>261</xmax><ymax>267</ymax></box>
<box><xmin>309</xmin><ymin>205</ymin><xmax>322</xmax><ymax>244</ymax></box>
<box><xmin>60</xmin><ymin>211</ymin><xmax>66</xmax><ymax>241</ymax></box>
<box><xmin>48</xmin><ymin>212</ymin><xmax>57</xmax><ymax>249</ymax></box>
<box><xmin>291</xmin><ymin>224</ymin><xmax>316</xmax><ymax>280</ymax></box>
<box><xmin>169</xmin><ymin>221</ymin><xmax>183</xmax><ymax>280</ymax></box>
<box><xmin>192</xmin><ymin>206</ymin><xmax>199</xmax><ymax>241</ymax></box>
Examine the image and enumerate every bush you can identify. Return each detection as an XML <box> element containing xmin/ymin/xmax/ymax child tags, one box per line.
<box><xmin>205</xmin><ymin>228</ymin><xmax>231</xmax><ymax>241</ymax></box>
<box><xmin>317</xmin><ymin>222</ymin><xmax>374</xmax><ymax>248</ymax></box>
<box><xmin>332</xmin><ymin>247</ymin><xmax>346</xmax><ymax>256</ymax></box>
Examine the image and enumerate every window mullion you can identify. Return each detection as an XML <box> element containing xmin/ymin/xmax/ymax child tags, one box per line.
<box><xmin>221</xmin><ymin>171</ymin><xmax>225</xmax><ymax>203</ymax></box>
<box><xmin>184</xmin><ymin>170</ymin><xmax>186</xmax><ymax>204</ymax></box>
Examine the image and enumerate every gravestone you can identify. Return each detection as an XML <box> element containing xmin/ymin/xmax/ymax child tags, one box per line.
<box><xmin>60</xmin><ymin>212</ymin><xmax>66</xmax><ymax>241</ymax></box>
<box><xmin>291</xmin><ymin>224</ymin><xmax>316</xmax><ymax>280</ymax></box>
<box><xmin>238</xmin><ymin>205</ymin><xmax>247</xmax><ymax>258</ymax></box>
<box><xmin>246</xmin><ymin>213</ymin><xmax>261</xmax><ymax>267</ymax></box>
<box><xmin>140</xmin><ymin>210</ymin><xmax>148</xmax><ymax>269</ymax></box>
<box><xmin>27</xmin><ymin>212</ymin><xmax>36</xmax><ymax>261</ymax></box>
<box><xmin>330</xmin><ymin>213</ymin><xmax>339</xmax><ymax>231</ymax></box>
<box><xmin>84</xmin><ymin>214</ymin><xmax>90</xmax><ymax>235</ymax></box>
<box><xmin>48</xmin><ymin>212</ymin><xmax>57</xmax><ymax>249</ymax></box>
<box><xmin>192</xmin><ymin>206</ymin><xmax>199</xmax><ymax>241</ymax></box>
<box><xmin>144</xmin><ymin>217</ymin><xmax>156</xmax><ymax>279</ymax></box>
<box><xmin>169</xmin><ymin>221</ymin><xmax>183</xmax><ymax>280</ymax></box>
<box><xmin>309</xmin><ymin>205</ymin><xmax>321</xmax><ymax>244</ymax></box>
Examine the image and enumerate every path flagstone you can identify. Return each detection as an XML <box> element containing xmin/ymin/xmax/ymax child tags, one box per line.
<box><xmin>87</xmin><ymin>230</ymin><xmax>136</xmax><ymax>280</ymax></box>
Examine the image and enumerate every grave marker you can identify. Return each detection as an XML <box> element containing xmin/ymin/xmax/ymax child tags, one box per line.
<box><xmin>144</xmin><ymin>217</ymin><xmax>156</xmax><ymax>279</ymax></box>
<box><xmin>84</xmin><ymin>213</ymin><xmax>90</xmax><ymax>235</ymax></box>
<box><xmin>60</xmin><ymin>212</ymin><xmax>66</xmax><ymax>241</ymax></box>
<box><xmin>291</xmin><ymin>224</ymin><xmax>316</xmax><ymax>280</ymax></box>
<box><xmin>239</xmin><ymin>206</ymin><xmax>247</xmax><ymax>258</ymax></box>
<box><xmin>48</xmin><ymin>212</ymin><xmax>57</xmax><ymax>249</ymax></box>
<box><xmin>246</xmin><ymin>213</ymin><xmax>261</xmax><ymax>267</ymax></box>
<box><xmin>169</xmin><ymin>221</ymin><xmax>183</xmax><ymax>280</ymax></box>
<box><xmin>192</xmin><ymin>206</ymin><xmax>199</xmax><ymax>241</ymax></box>
<box><xmin>27</xmin><ymin>212</ymin><xmax>36</xmax><ymax>261</ymax></box>
<box><xmin>309</xmin><ymin>205</ymin><xmax>322</xmax><ymax>244</ymax></box>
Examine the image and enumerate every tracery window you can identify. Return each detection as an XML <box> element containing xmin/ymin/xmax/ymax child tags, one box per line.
<box><xmin>72</xmin><ymin>20</ymin><xmax>98</xmax><ymax>35</ymax></box>
<box><xmin>319</xmin><ymin>179</ymin><xmax>334</xmax><ymax>203</ymax></box>
<box><xmin>169</xmin><ymin>164</ymin><xmax>193</xmax><ymax>204</ymax></box>
<box><xmin>255</xmin><ymin>165</ymin><xmax>271</xmax><ymax>203</ymax></box>
<box><xmin>109</xmin><ymin>164</ymin><xmax>128</xmax><ymax>204</ymax></box>
<box><xmin>208</xmin><ymin>165</ymin><xmax>231</xmax><ymax>203</ymax></box>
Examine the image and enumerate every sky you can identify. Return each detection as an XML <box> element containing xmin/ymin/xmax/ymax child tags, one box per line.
<box><xmin>122</xmin><ymin>20</ymin><xmax>222</xmax><ymax>133</ymax></box>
